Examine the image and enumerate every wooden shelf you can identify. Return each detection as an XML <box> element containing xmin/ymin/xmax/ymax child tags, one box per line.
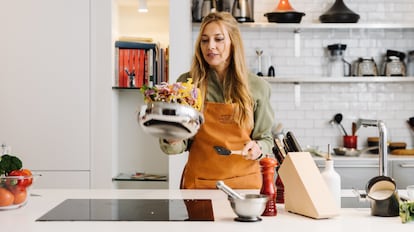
<box><xmin>112</xmin><ymin>86</ymin><xmax>140</xmax><ymax>90</ymax></box>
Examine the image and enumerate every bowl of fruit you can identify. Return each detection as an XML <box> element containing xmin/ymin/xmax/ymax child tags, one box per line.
<box><xmin>0</xmin><ymin>154</ymin><xmax>33</xmax><ymax>210</ymax></box>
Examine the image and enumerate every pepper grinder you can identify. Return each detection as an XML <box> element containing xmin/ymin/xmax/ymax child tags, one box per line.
<box><xmin>260</xmin><ymin>154</ymin><xmax>278</xmax><ymax>216</ymax></box>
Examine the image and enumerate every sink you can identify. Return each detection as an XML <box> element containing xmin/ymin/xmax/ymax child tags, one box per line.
<box><xmin>341</xmin><ymin>196</ymin><xmax>370</xmax><ymax>208</ymax></box>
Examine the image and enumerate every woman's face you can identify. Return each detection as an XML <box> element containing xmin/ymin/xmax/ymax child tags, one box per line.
<box><xmin>200</xmin><ymin>22</ymin><xmax>232</xmax><ymax>74</ymax></box>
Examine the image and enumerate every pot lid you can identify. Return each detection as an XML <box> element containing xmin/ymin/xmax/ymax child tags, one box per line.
<box><xmin>319</xmin><ymin>0</ymin><xmax>360</xmax><ymax>23</ymax></box>
<box><xmin>327</xmin><ymin>43</ymin><xmax>347</xmax><ymax>51</ymax></box>
<box><xmin>386</xmin><ymin>49</ymin><xmax>405</xmax><ymax>60</ymax></box>
<box><xmin>275</xmin><ymin>0</ymin><xmax>295</xmax><ymax>12</ymax></box>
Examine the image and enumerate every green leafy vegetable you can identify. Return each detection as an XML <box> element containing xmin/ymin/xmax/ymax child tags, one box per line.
<box><xmin>0</xmin><ymin>154</ymin><xmax>23</xmax><ymax>175</ymax></box>
<box><xmin>400</xmin><ymin>201</ymin><xmax>414</xmax><ymax>223</ymax></box>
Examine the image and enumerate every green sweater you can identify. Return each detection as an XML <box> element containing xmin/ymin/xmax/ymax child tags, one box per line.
<box><xmin>159</xmin><ymin>71</ymin><xmax>275</xmax><ymax>157</ymax></box>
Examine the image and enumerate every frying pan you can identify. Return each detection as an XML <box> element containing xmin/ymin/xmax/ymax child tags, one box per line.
<box><xmin>138</xmin><ymin>102</ymin><xmax>204</xmax><ymax>140</ymax></box>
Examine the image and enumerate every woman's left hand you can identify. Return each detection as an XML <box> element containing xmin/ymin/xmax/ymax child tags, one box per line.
<box><xmin>242</xmin><ymin>140</ymin><xmax>263</xmax><ymax>160</ymax></box>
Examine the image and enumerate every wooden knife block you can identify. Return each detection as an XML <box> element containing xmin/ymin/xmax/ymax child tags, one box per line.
<box><xmin>278</xmin><ymin>152</ymin><xmax>340</xmax><ymax>219</ymax></box>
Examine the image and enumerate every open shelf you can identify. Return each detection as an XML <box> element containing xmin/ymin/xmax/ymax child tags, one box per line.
<box><xmin>193</xmin><ymin>22</ymin><xmax>414</xmax><ymax>30</ymax></box>
<box><xmin>263</xmin><ymin>76</ymin><xmax>414</xmax><ymax>83</ymax></box>
<box><xmin>237</xmin><ymin>23</ymin><xmax>414</xmax><ymax>30</ymax></box>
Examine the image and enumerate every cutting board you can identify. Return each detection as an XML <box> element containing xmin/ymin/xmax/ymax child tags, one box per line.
<box><xmin>391</xmin><ymin>149</ymin><xmax>414</xmax><ymax>155</ymax></box>
<box><xmin>278</xmin><ymin>152</ymin><xmax>340</xmax><ymax>219</ymax></box>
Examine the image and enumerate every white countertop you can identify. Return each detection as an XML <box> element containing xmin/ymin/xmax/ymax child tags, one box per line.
<box><xmin>0</xmin><ymin>189</ymin><xmax>410</xmax><ymax>232</ymax></box>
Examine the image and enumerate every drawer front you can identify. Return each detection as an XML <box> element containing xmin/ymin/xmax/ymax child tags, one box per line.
<box><xmin>391</xmin><ymin>161</ymin><xmax>414</xmax><ymax>189</ymax></box>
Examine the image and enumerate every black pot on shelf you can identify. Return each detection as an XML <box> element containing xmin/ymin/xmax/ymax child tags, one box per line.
<box><xmin>319</xmin><ymin>0</ymin><xmax>360</xmax><ymax>23</ymax></box>
<box><xmin>264</xmin><ymin>11</ymin><xmax>305</xmax><ymax>23</ymax></box>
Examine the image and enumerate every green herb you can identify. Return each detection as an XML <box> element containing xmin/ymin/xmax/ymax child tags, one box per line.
<box><xmin>0</xmin><ymin>154</ymin><xmax>23</xmax><ymax>175</ymax></box>
<box><xmin>400</xmin><ymin>201</ymin><xmax>414</xmax><ymax>223</ymax></box>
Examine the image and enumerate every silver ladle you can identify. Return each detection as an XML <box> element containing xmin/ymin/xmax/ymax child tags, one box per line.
<box><xmin>330</xmin><ymin>113</ymin><xmax>348</xmax><ymax>136</ymax></box>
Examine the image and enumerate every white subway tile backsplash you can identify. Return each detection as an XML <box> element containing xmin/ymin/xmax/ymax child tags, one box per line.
<box><xmin>192</xmin><ymin>0</ymin><xmax>414</xmax><ymax>149</ymax></box>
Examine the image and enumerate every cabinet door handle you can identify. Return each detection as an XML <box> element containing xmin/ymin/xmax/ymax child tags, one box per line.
<box><xmin>317</xmin><ymin>164</ymin><xmax>379</xmax><ymax>168</ymax></box>
<box><xmin>399</xmin><ymin>163</ymin><xmax>414</xmax><ymax>168</ymax></box>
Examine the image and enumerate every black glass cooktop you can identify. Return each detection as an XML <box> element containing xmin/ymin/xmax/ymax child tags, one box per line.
<box><xmin>36</xmin><ymin>199</ymin><xmax>214</xmax><ymax>221</ymax></box>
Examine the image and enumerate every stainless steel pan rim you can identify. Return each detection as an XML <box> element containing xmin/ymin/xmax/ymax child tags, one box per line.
<box><xmin>138</xmin><ymin>102</ymin><xmax>204</xmax><ymax>140</ymax></box>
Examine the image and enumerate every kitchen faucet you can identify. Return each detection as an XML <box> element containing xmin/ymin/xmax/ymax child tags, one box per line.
<box><xmin>355</xmin><ymin>119</ymin><xmax>388</xmax><ymax>176</ymax></box>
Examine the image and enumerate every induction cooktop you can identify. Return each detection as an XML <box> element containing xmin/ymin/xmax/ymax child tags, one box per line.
<box><xmin>36</xmin><ymin>199</ymin><xmax>214</xmax><ymax>221</ymax></box>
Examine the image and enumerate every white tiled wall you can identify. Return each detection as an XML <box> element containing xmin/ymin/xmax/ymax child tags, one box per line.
<box><xmin>193</xmin><ymin>0</ymin><xmax>414</xmax><ymax>150</ymax></box>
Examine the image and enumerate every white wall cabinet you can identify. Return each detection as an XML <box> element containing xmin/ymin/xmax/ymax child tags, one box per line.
<box><xmin>0</xmin><ymin>0</ymin><xmax>91</xmax><ymax>187</ymax></box>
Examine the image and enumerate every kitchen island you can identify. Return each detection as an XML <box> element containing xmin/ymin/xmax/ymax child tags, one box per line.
<box><xmin>0</xmin><ymin>189</ymin><xmax>409</xmax><ymax>232</ymax></box>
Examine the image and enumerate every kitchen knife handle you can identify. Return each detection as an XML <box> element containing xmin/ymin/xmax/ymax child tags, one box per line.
<box><xmin>286</xmin><ymin>131</ymin><xmax>302</xmax><ymax>152</ymax></box>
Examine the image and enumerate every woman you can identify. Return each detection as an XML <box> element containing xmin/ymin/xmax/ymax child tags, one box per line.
<box><xmin>160</xmin><ymin>12</ymin><xmax>274</xmax><ymax>189</ymax></box>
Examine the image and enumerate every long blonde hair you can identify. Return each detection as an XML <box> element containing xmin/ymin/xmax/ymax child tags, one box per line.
<box><xmin>190</xmin><ymin>12</ymin><xmax>254</xmax><ymax>129</ymax></box>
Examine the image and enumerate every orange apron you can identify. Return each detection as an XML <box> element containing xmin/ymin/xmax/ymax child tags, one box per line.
<box><xmin>181</xmin><ymin>101</ymin><xmax>261</xmax><ymax>189</ymax></box>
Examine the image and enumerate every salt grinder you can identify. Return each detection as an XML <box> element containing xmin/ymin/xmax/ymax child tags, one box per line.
<box><xmin>275</xmin><ymin>174</ymin><xmax>284</xmax><ymax>203</ymax></box>
<box><xmin>260</xmin><ymin>154</ymin><xmax>278</xmax><ymax>216</ymax></box>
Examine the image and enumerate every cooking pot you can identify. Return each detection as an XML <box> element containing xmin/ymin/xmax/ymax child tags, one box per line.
<box><xmin>264</xmin><ymin>11</ymin><xmax>305</xmax><ymax>23</ymax></box>
<box><xmin>365</xmin><ymin>176</ymin><xmax>400</xmax><ymax>217</ymax></box>
<box><xmin>137</xmin><ymin>102</ymin><xmax>204</xmax><ymax>140</ymax></box>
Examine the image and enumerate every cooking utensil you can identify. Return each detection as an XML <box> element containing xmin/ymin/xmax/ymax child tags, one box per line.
<box><xmin>366</xmin><ymin>176</ymin><xmax>400</xmax><ymax>217</ymax></box>
<box><xmin>216</xmin><ymin>181</ymin><xmax>244</xmax><ymax>199</ymax></box>
<box><xmin>286</xmin><ymin>131</ymin><xmax>302</xmax><ymax>152</ymax></box>
<box><xmin>265</xmin><ymin>0</ymin><xmax>305</xmax><ymax>23</ymax></box>
<box><xmin>201</xmin><ymin>0</ymin><xmax>212</xmax><ymax>20</ymax></box>
<box><xmin>227</xmin><ymin>194</ymin><xmax>269</xmax><ymax>222</ymax></box>
<box><xmin>327</xmin><ymin>43</ymin><xmax>351</xmax><ymax>77</ymax></box>
<box><xmin>213</xmin><ymin>146</ymin><xmax>243</xmax><ymax>156</ymax></box>
<box><xmin>353</xmin><ymin>57</ymin><xmax>378</xmax><ymax>76</ymax></box>
<box><xmin>391</xmin><ymin>149</ymin><xmax>414</xmax><ymax>156</ymax></box>
<box><xmin>275</xmin><ymin>138</ymin><xmax>286</xmax><ymax>157</ymax></box>
<box><xmin>352</xmin><ymin>122</ymin><xmax>357</xmax><ymax>136</ymax></box>
<box><xmin>137</xmin><ymin>102</ymin><xmax>204</xmax><ymax>140</ymax></box>
<box><xmin>264</xmin><ymin>11</ymin><xmax>305</xmax><ymax>23</ymax></box>
<box><xmin>333</xmin><ymin>113</ymin><xmax>348</xmax><ymax>136</ymax></box>
<box><xmin>272</xmin><ymin>139</ymin><xmax>286</xmax><ymax>164</ymax></box>
<box><xmin>319</xmin><ymin>0</ymin><xmax>360</xmax><ymax>23</ymax></box>
<box><xmin>381</xmin><ymin>50</ymin><xmax>406</xmax><ymax>76</ymax></box>
<box><xmin>231</xmin><ymin>0</ymin><xmax>254</xmax><ymax>23</ymax></box>
<box><xmin>333</xmin><ymin>146</ymin><xmax>378</xmax><ymax>156</ymax></box>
